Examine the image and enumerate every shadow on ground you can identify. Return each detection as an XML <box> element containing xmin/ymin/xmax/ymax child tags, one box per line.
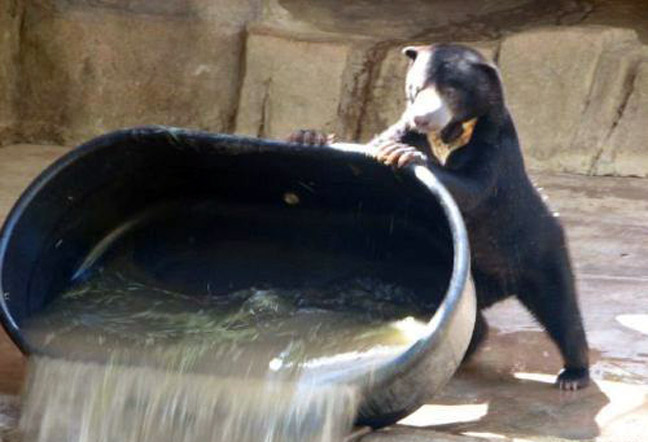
<box><xmin>406</xmin><ymin>363</ymin><xmax>608</xmax><ymax>440</ymax></box>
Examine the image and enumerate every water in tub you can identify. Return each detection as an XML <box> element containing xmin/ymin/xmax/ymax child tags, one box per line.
<box><xmin>20</xmin><ymin>248</ymin><xmax>434</xmax><ymax>441</ymax></box>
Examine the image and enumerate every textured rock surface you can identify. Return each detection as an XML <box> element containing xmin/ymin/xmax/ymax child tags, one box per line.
<box><xmin>498</xmin><ymin>26</ymin><xmax>638</xmax><ymax>172</ymax></box>
<box><xmin>583</xmin><ymin>0</ymin><xmax>648</xmax><ymax>43</ymax></box>
<box><xmin>0</xmin><ymin>0</ymin><xmax>21</xmax><ymax>144</ymax></box>
<box><xmin>355</xmin><ymin>46</ymin><xmax>408</xmax><ymax>142</ymax></box>
<box><xmin>17</xmin><ymin>6</ymin><xmax>251</xmax><ymax>145</ymax></box>
<box><xmin>595</xmin><ymin>61</ymin><xmax>648</xmax><ymax>177</ymax></box>
<box><xmin>234</xmin><ymin>26</ymin><xmax>358</xmax><ymax>140</ymax></box>
<box><xmin>2</xmin><ymin>0</ymin><xmax>648</xmax><ymax>175</ymax></box>
<box><xmin>267</xmin><ymin>0</ymin><xmax>594</xmax><ymax>41</ymax></box>
<box><xmin>29</xmin><ymin>0</ymin><xmax>262</xmax><ymax>23</ymax></box>
<box><xmin>265</xmin><ymin>0</ymin><xmax>648</xmax><ymax>44</ymax></box>
<box><xmin>571</xmin><ymin>41</ymin><xmax>648</xmax><ymax>174</ymax></box>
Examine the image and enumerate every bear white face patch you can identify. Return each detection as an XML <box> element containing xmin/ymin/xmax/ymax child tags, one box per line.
<box><xmin>403</xmin><ymin>48</ymin><xmax>454</xmax><ymax>134</ymax></box>
<box><xmin>401</xmin><ymin>44</ymin><xmax>475</xmax><ymax>164</ymax></box>
<box><xmin>405</xmin><ymin>87</ymin><xmax>452</xmax><ymax>134</ymax></box>
<box><xmin>404</xmin><ymin>46</ymin><xmax>432</xmax><ymax>104</ymax></box>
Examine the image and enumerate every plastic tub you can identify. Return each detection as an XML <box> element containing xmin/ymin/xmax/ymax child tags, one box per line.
<box><xmin>0</xmin><ymin>127</ymin><xmax>475</xmax><ymax>427</ymax></box>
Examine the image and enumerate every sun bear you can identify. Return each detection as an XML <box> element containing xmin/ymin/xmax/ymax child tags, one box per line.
<box><xmin>288</xmin><ymin>44</ymin><xmax>590</xmax><ymax>390</ymax></box>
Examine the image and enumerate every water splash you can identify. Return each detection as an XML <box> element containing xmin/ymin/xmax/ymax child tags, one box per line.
<box><xmin>21</xmin><ymin>356</ymin><xmax>360</xmax><ymax>442</ymax></box>
<box><xmin>18</xmin><ymin>261</ymin><xmax>429</xmax><ymax>441</ymax></box>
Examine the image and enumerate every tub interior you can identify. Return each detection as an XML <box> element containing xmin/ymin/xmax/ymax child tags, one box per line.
<box><xmin>0</xmin><ymin>132</ymin><xmax>455</xmax><ymax>349</ymax></box>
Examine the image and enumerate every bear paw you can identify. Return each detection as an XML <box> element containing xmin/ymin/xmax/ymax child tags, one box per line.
<box><xmin>286</xmin><ymin>130</ymin><xmax>336</xmax><ymax>146</ymax></box>
<box><xmin>372</xmin><ymin>140</ymin><xmax>428</xmax><ymax>168</ymax></box>
<box><xmin>556</xmin><ymin>367</ymin><xmax>590</xmax><ymax>391</ymax></box>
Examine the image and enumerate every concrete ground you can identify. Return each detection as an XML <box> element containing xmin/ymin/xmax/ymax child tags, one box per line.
<box><xmin>1</xmin><ymin>144</ymin><xmax>647</xmax><ymax>441</ymax></box>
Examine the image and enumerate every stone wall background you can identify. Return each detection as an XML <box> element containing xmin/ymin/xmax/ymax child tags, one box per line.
<box><xmin>1</xmin><ymin>0</ymin><xmax>647</xmax><ymax>176</ymax></box>
<box><xmin>0</xmin><ymin>0</ymin><xmax>21</xmax><ymax>142</ymax></box>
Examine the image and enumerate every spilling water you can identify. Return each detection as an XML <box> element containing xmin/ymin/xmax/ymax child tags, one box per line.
<box><xmin>19</xmin><ymin>260</ymin><xmax>431</xmax><ymax>442</ymax></box>
<box><xmin>21</xmin><ymin>357</ymin><xmax>359</xmax><ymax>442</ymax></box>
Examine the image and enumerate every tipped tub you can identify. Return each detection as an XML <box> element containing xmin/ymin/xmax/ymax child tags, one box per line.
<box><xmin>0</xmin><ymin>127</ymin><xmax>475</xmax><ymax>427</ymax></box>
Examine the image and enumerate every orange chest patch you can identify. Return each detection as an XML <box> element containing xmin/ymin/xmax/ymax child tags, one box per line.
<box><xmin>427</xmin><ymin>118</ymin><xmax>478</xmax><ymax>165</ymax></box>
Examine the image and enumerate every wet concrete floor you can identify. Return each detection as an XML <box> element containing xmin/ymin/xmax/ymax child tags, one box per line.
<box><xmin>1</xmin><ymin>144</ymin><xmax>647</xmax><ymax>441</ymax></box>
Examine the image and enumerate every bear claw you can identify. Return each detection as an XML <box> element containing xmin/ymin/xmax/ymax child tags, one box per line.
<box><xmin>286</xmin><ymin>130</ymin><xmax>336</xmax><ymax>146</ymax></box>
<box><xmin>373</xmin><ymin>141</ymin><xmax>428</xmax><ymax>168</ymax></box>
<box><xmin>556</xmin><ymin>368</ymin><xmax>590</xmax><ymax>391</ymax></box>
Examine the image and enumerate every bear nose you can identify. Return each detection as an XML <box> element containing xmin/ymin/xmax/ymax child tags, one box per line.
<box><xmin>413</xmin><ymin>115</ymin><xmax>428</xmax><ymax>128</ymax></box>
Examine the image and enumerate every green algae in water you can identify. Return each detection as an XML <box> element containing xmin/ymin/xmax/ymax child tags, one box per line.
<box><xmin>23</xmin><ymin>260</ymin><xmax>433</xmax><ymax>379</ymax></box>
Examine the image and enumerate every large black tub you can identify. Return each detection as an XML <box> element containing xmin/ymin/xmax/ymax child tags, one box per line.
<box><xmin>0</xmin><ymin>126</ymin><xmax>475</xmax><ymax>426</ymax></box>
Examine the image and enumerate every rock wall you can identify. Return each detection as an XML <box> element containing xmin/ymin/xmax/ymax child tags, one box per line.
<box><xmin>233</xmin><ymin>25</ymin><xmax>648</xmax><ymax>176</ymax></box>
<box><xmin>499</xmin><ymin>27</ymin><xmax>646</xmax><ymax>174</ymax></box>
<box><xmin>595</xmin><ymin>61</ymin><xmax>648</xmax><ymax>176</ymax></box>
<box><xmin>498</xmin><ymin>27</ymin><xmax>648</xmax><ymax>176</ymax></box>
<box><xmin>235</xmin><ymin>26</ymin><xmax>366</xmax><ymax>140</ymax></box>
<box><xmin>0</xmin><ymin>0</ymin><xmax>21</xmax><ymax>143</ymax></box>
<box><xmin>13</xmin><ymin>0</ymin><xmax>262</xmax><ymax>144</ymax></box>
<box><xmin>2</xmin><ymin>0</ymin><xmax>648</xmax><ymax>177</ymax></box>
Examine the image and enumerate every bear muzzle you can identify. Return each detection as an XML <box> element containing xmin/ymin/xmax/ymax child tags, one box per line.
<box><xmin>406</xmin><ymin>87</ymin><xmax>452</xmax><ymax>134</ymax></box>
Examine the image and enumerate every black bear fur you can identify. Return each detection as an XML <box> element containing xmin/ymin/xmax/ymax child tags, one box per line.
<box><xmin>288</xmin><ymin>43</ymin><xmax>590</xmax><ymax>390</ymax></box>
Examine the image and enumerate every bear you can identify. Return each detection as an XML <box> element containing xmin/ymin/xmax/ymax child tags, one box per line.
<box><xmin>287</xmin><ymin>43</ymin><xmax>590</xmax><ymax>390</ymax></box>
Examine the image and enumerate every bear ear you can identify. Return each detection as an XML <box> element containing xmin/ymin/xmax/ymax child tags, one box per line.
<box><xmin>473</xmin><ymin>61</ymin><xmax>505</xmax><ymax>107</ymax></box>
<box><xmin>402</xmin><ymin>46</ymin><xmax>418</xmax><ymax>61</ymax></box>
<box><xmin>475</xmin><ymin>61</ymin><xmax>502</xmax><ymax>84</ymax></box>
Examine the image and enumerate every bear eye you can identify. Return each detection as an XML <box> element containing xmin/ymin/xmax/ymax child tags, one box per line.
<box><xmin>443</xmin><ymin>87</ymin><xmax>457</xmax><ymax>98</ymax></box>
<box><xmin>402</xmin><ymin>47</ymin><xmax>418</xmax><ymax>61</ymax></box>
<box><xmin>407</xmin><ymin>84</ymin><xmax>422</xmax><ymax>103</ymax></box>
